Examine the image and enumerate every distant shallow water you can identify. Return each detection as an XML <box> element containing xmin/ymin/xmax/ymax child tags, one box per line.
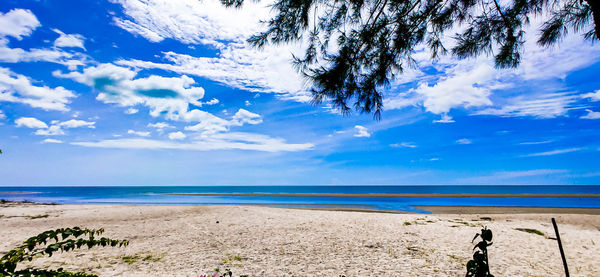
<box><xmin>1</xmin><ymin>185</ymin><xmax>599</xmax><ymax>213</ymax></box>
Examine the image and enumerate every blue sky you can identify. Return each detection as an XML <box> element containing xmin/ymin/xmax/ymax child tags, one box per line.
<box><xmin>0</xmin><ymin>0</ymin><xmax>599</xmax><ymax>186</ymax></box>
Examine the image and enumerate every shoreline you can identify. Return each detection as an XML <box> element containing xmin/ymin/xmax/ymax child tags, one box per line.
<box><xmin>414</xmin><ymin>205</ymin><xmax>600</xmax><ymax>214</ymax></box>
<box><xmin>163</xmin><ymin>192</ymin><xmax>600</xmax><ymax>198</ymax></box>
<box><xmin>4</xmin><ymin>200</ymin><xmax>600</xmax><ymax>214</ymax></box>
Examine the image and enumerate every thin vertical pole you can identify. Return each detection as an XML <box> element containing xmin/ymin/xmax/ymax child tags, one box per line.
<box><xmin>552</xmin><ymin>218</ymin><xmax>569</xmax><ymax>277</ymax></box>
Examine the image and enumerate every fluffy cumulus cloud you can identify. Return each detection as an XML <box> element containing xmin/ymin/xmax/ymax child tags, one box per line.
<box><xmin>0</xmin><ymin>67</ymin><xmax>76</xmax><ymax>111</ymax></box>
<box><xmin>380</xmin><ymin>16</ymin><xmax>600</xmax><ymax>121</ymax></box>
<box><xmin>52</xmin><ymin>62</ymin><xmax>310</xmax><ymax>151</ymax></box>
<box><xmin>0</xmin><ymin>10</ymin><xmax>88</xmax><ymax>69</ymax></box>
<box><xmin>168</xmin><ymin>131</ymin><xmax>186</xmax><ymax>140</ymax></box>
<box><xmin>413</xmin><ymin>62</ymin><xmax>495</xmax><ymax>115</ymax></box>
<box><xmin>15</xmin><ymin>117</ymin><xmax>48</xmax><ymax>129</ymax></box>
<box><xmin>54</xmin><ymin>63</ymin><xmax>208</xmax><ymax>121</ymax></box>
<box><xmin>59</xmin><ymin>119</ymin><xmax>96</xmax><ymax>128</ymax></box>
<box><xmin>184</xmin><ymin>109</ymin><xmax>261</xmax><ymax>134</ymax></box>
<box><xmin>354</xmin><ymin>125</ymin><xmax>371</xmax><ymax>138</ymax></box>
<box><xmin>53</xmin><ymin>29</ymin><xmax>85</xmax><ymax>50</ymax></box>
<box><xmin>0</xmin><ymin>9</ymin><xmax>40</xmax><ymax>40</ymax></box>
<box><xmin>15</xmin><ymin>117</ymin><xmax>95</xmax><ymax>136</ymax></box>
<box><xmin>382</xmin><ymin>59</ymin><xmax>499</xmax><ymax>122</ymax></box>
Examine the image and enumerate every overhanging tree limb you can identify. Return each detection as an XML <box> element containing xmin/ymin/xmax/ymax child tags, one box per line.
<box><xmin>224</xmin><ymin>0</ymin><xmax>598</xmax><ymax>119</ymax></box>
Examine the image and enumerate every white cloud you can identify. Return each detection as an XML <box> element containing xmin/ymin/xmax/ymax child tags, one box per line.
<box><xmin>110</xmin><ymin>0</ymin><xmax>269</xmax><ymax>45</ymax></box>
<box><xmin>108</xmin><ymin>0</ymin><xmax>600</xmax><ymax>122</ymax></box>
<box><xmin>382</xmin><ymin>16</ymin><xmax>600</xmax><ymax>120</ymax></box>
<box><xmin>516</xmin><ymin>18</ymin><xmax>600</xmax><ymax>80</ymax></box>
<box><xmin>72</xmin><ymin>133</ymin><xmax>314</xmax><ymax>152</ymax></box>
<box><xmin>383</xmin><ymin>93</ymin><xmax>418</xmax><ymax>110</ymax></box>
<box><xmin>54</xmin><ymin>63</ymin><xmax>212</xmax><ymax>121</ymax></box>
<box><xmin>53</xmin><ymin>29</ymin><xmax>85</xmax><ymax>50</ymax></box>
<box><xmin>0</xmin><ymin>40</ymin><xmax>88</xmax><ymax>69</ymax></box>
<box><xmin>522</xmin><ymin>148</ymin><xmax>583</xmax><ymax>157</ymax></box>
<box><xmin>116</xmin><ymin>48</ymin><xmax>308</xmax><ymax>101</ymax></box>
<box><xmin>582</xmin><ymin>90</ymin><xmax>600</xmax><ymax>101</ymax></box>
<box><xmin>474</xmin><ymin>93</ymin><xmax>581</xmax><ymax>118</ymax></box>
<box><xmin>231</xmin><ymin>109</ymin><xmax>262</xmax><ymax>126</ymax></box>
<box><xmin>203</xmin><ymin>98</ymin><xmax>219</xmax><ymax>106</ymax></box>
<box><xmin>519</xmin><ymin>140</ymin><xmax>553</xmax><ymax>145</ymax></box>
<box><xmin>184</xmin><ymin>108</ymin><xmax>262</xmax><ymax>134</ymax></box>
<box><xmin>0</xmin><ymin>14</ymin><xmax>87</xmax><ymax>69</ymax></box>
<box><xmin>0</xmin><ymin>9</ymin><xmax>40</xmax><ymax>40</ymax></box>
<box><xmin>110</xmin><ymin>0</ymin><xmax>309</xmax><ymax>100</ymax></box>
<box><xmin>245</xmin><ymin>100</ymin><xmax>251</xmax><ymax>106</ymax></box>
<box><xmin>42</xmin><ymin>138</ymin><xmax>63</xmax><ymax>144</ymax></box>
<box><xmin>183</xmin><ymin>112</ymin><xmax>230</xmax><ymax>134</ymax></box>
<box><xmin>581</xmin><ymin>109</ymin><xmax>600</xmax><ymax>119</ymax></box>
<box><xmin>354</xmin><ymin>125</ymin><xmax>371</xmax><ymax>138</ymax></box>
<box><xmin>0</xmin><ymin>110</ymin><xmax>5</xmax><ymax>119</ymax></box>
<box><xmin>125</xmin><ymin>108</ymin><xmax>139</xmax><ymax>114</ymax></box>
<box><xmin>59</xmin><ymin>119</ymin><xmax>95</xmax><ymax>128</ymax></box>
<box><xmin>456</xmin><ymin>138</ymin><xmax>472</xmax><ymax>145</ymax></box>
<box><xmin>413</xmin><ymin>62</ymin><xmax>495</xmax><ymax>115</ymax></box>
<box><xmin>128</xmin><ymin>130</ymin><xmax>151</xmax><ymax>137</ymax></box>
<box><xmin>148</xmin><ymin>122</ymin><xmax>174</xmax><ymax>129</ymax></box>
<box><xmin>390</xmin><ymin>142</ymin><xmax>417</xmax><ymax>148</ymax></box>
<box><xmin>0</xmin><ymin>67</ymin><xmax>76</xmax><ymax>111</ymax></box>
<box><xmin>168</xmin><ymin>131</ymin><xmax>186</xmax><ymax>140</ymax></box>
<box><xmin>35</xmin><ymin>125</ymin><xmax>65</xmax><ymax>136</ymax></box>
<box><xmin>17</xmin><ymin>118</ymin><xmax>95</xmax><ymax>136</ymax></box>
<box><xmin>15</xmin><ymin>117</ymin><xmax>48</xmax><ymax>129</ymax></box>
<box><xmin>433</xmin><ymin>114</ymin><xmax>455</xmax><ymax>123</ymax></box>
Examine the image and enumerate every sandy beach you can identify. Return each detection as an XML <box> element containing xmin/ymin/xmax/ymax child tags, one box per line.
<box><xmin>1</xmin><ymin>203</ymin><xmax>599</xmax><ymax>276</ymax></box>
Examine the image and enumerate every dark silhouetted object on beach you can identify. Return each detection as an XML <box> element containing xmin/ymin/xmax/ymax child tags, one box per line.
<box><xmin>552</xmin><ymin>218</ymin><xmax>570</xmax><ymax>277</ymax></box>
<box><xmin>223</xmin><ymin>0</ymin><xmax>599</xmax><ymax>119</ymax></box>
<box><xmin>466</xmin><ymin>227</ymin><xmax>494</xmax><ymax>277</ymax></box>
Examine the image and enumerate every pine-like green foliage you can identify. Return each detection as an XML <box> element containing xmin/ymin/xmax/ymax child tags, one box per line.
<box><xmin>223</xmin><ymin>0</ymin><xmax>599</xmax><ymax>119</ymax></box>
<box><xmin>0</xmin><ymin>227</ymin><xmax>129</xmax><ymax>277</ymax></box>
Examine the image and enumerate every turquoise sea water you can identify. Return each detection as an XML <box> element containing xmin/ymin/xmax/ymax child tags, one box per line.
<box><xmin>1</xmin><ymin>186</ymin><xmax>599</xmax><ymax>213</ymax></box>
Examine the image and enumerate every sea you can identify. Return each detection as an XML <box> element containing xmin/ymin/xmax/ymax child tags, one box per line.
<box><xmin>1</xmin><ymin>185</ymin><xmax>599</xmax><ymax>213</ymax></box>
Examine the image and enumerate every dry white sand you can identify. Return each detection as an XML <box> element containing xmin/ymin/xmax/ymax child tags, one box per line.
<box><xmin>1</xmin><ymin>203</ymin><xmax>599</xmax><ymax>276</ymax></box>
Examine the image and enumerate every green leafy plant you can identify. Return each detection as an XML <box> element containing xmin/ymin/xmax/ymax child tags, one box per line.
<box><xmin>0</xmin><ymin>227</ymin><xmax>128</xmax><ymax>277</ymax></box>
<box><xmin>515</xmin><ymin>228</ymin><xmax>545</xmax><ymax>237</ymax></box>
<box><xmin>466</xmin><ymin>227</ymin><xmax>494</xmax><ymax>277</ymax></box>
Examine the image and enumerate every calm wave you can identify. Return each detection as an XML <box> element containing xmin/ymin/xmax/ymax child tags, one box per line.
<box><xmin>1</xmin><ymin>186</ymin><xmax>599</xmax><ymax>213</ymax></box>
